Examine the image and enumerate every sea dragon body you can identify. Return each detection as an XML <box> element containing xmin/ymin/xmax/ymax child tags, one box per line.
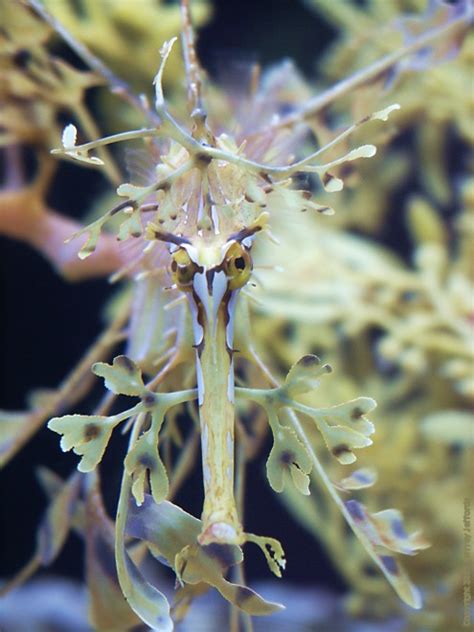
<box><xmin>153</xmin><ymin>216</ymin><xmax>266</xmax><ymax>545</ymax></box>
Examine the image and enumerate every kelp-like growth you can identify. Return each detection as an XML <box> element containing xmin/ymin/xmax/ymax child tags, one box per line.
<box><xmin>0</xmin><ymin>0</ymin><xmax>472</xmax><ymax>630</ymax></box>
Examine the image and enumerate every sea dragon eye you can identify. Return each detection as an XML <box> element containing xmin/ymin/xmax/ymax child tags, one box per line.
<box><xmin>224</xmin><ymin>242</ymin><xmax>252</xmax><ymax>290</ymax></box>
<box><xmin>170</xmin><ymin>248</ymin><xmax>199</xmax><ymax>290</ymax></box>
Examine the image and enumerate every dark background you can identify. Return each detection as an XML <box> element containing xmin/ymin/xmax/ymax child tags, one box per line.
<box><xmin>0</xmin><ymin>0</ymin><xmax>344</xmax><ymax>593</ymax></box>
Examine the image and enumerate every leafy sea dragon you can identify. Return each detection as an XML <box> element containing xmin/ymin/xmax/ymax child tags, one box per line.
<box><xmin>4</xmin><ymin>0</ymin><xmax>469</xmax><ymax>627</ymax></box>
<box><xmin>151</xmin><ymin>215</ymin><xmax>266</xmax><ymax>546</ymax></box>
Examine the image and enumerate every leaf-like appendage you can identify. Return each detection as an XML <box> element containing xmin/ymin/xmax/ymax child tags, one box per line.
<box><xmin>336</xmin><ymin>467</ymin><xmax>377</xmax><ymax>491</ymax></box>
<box><xmin>117</xmin><ymin>210</ymin><xmax>143</xmax><ymax>241</ymax></box>
<box><xmin>370</xmin><ymin>509</ymin><xmax>431</xmax><ymax>556</ymax></box>
<box><xmin>371</xmin><ymin>103</ymin><xmax>401</xmax><ymax>121</ymax></box>
<box><xmin>48</xmin><ymin>414</ymin><xmax>117</xmax><ymax>472</ymax></box>
<box><xmin>153</xmin><ymin>37</ymin><xmax>177</xmax><ymax>107</ymax></box>
<box><xmin>52</xmin><ymin>123</ymin><xmax>105</xmax><ymax>166</ymax></box>
<box><xmin>84</xmin><ymin>474</ymin><xmax>142</xmax><ymax>630</ymax></box>
<box><xmin>266</xmin><ymin>423</ymin><xmax>312</xmax><ymax>495</ymax></box>
<box><xmin>246</xmin><ymin>533</ymin><xmax>286</xmax><ymax>578</ymax></box>
<box><xmin>124</xmin><ymin>429</ymin><xmax>169</xmax><ymax>506</ymax></box>
<box><xmin>116</xmin><ymin>539</ymin><xmax>173</xmax><ymax>632</ymax></box>
<box><xmin>64</xmin><ymin>217</ymin><xmax>106</xmax><ymax>259</ymax></box>
<box><xmin>266</xmin><ymin>186</ymin><xmax>335</xmax><ymax>216</ymax></box>
<box><xmin>321</xmin><ymin>397</ymin><xmax>377</xmax><ymax>436</ymax></box>
<box><xmin>344</xmin><ymin>499</ymin><xmax>429</xmax><ymax>609</ymax></box>
<box><xmin>310</xmin><ymin>397</ymin><xmax>376</xmax><ymax>464</ymax></box>
<box><xmin>117</xmin><ymin>183</ymin><xmax>151</xmax><ymax>198</ymax></box>
<box><xmin>316</xmin><ymin>419</ymin><xmax>373</xmax><ymax>464</ymax></box>
<box><xmin>93</xmin><ymin>355</ymin><xmax>145</xmax><ymax>396</ymax></box>
<box><xmin>126</xmin><ymin>497</ymin><xmax>284</xmax><ymax>616</ymax></box>
<box><xmin>284</xmin><ymin>354</ymin><xmax>332</xmax><ymax>396</ymax></box>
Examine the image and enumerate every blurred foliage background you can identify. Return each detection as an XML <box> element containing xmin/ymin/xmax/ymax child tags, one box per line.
<box><xmin>0</xmin><ymin>0</ymin><xmax>472</xmax><ymax>630</ymax></box>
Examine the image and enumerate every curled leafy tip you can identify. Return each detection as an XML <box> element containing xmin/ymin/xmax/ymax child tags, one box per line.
<box><xmin>154</xmin><ymin>37</ymin><xmax>178</xmax><ymax>107</ymax></box>
<box><xmin>284</xmin><ymin>354</ymin><xmax>332</xmax><ymax>396</ymax></box>
<box><xmin>52</xmin><ymin>123</ymin><xmax>104</xmax><ymax>165</ymax></box>
<box><xmin>311</xmin><ymin>398</ymin><xmax>376</xmax><ymax>464</ymax></box>
<box><xmin>92</xmin><ymin>355</ymin><xmax>146</xmax><ymax>396</ymax></box>
<box><xmin>116</xmin><ymin>183</ymin><xmax>151</xmax><ymax>198</ymax></box>
<box><xmin>346</xmin><ymin>144</ymin><xmax>377</xmax><ymax>159</ymax></box>
<box><xmin>304</xmin><ymin>143</ymin><xmax>378</xmax><ymax>192</ymax></box>
<box><xmin>336</xmin><ymin>467</ymin><xmax>378</xmax><ymax>491</ymax></box>
<box><xmin>245</xmin><ymin>533</ymin><xmax>286</xmax><ymax>578</ymax></box>
<box><xmin>371</xmin><ymin>103</ymin><xmax>401</xmax><ymax>121</ymax></box>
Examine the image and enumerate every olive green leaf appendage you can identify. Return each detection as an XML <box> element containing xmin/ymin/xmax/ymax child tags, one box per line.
<box><xmin>237</xmin><ymin>354</ymin><xmax>429</xmax><ymax>609</ymax></box>
<box><xmin>48</xmin><ymin>355</ymin><xmax>196</xmax><ymax>507</ymax></box>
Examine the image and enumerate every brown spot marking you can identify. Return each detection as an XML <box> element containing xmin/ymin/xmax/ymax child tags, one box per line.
<box><xmin>322</xmin><ymin>172</ymin><xmax>336</xmax><ymax>187</ymax></box>
<box><xmin>244</xmin><ymin>193</ymin><xmax>255</xmax><ymax>203</ymax></box>
<box><xmin>142</xmin><ymin>392</ymin><xmax>157</xmax><ymax>408</ymax></box>
<box><xmin>332</xmin><ymin>444</ymin><xmax>352</xmax><ymax>459</ymax></box>
<box><xmin>142</xmin><ymin>412</ymin><xmax>153</xmax><ymax>432</ymax></box>
<box><xmin>235</xmin><ymin>586</ymin><xmax>253</xmax><ymax>605</ymax></box>
<box><xmin>84</xmin><ymin>423</ymin><xmax>100</xmax><ymax>441</ymax></box>
<box><xmin>302</xmin><ymin>190</ymin><xmax>312</xmax><ymax>200</ymax></box>
<box><xmin>139</xmin><ymin>453</ymin><xmax>156</xmax><ymax>471</ymax></box>
<box><xmin>259</xmin><ymin>171</ymin><xmax>273</xmax><ymax>184</ymax></box>
<box><xmin>351</xmin><ymin>407</ymin><xmax>364</xmax><ymax>420</ymax></box>
<box><xmin>280</xmin><ymin>450</ymin><xmax>294</xmax><ymax>466</ymax></box>
<box><xmin>115</xmin><ymin>355</ymin><xmax>136</xmax><ymax>374</ymax></box>
<box><xmin>300</xmin><ymin>354</ymin><xmax>320</xmax><ymax>367</ymax></box>
<box><xmin>110</xmin><ymin>199</ymin><xmax>137</xmax><ymax>216</ymax></box>
<box><xmin>203</xmin><ymin>543</ymin><xmax>237</xmax><ymax>570</ymax></box>
<box><xmin>13</xmin><ymin>49</ymin><xmax>32</xmax><ymax>68</ymax></box>
<box><xmin>317</xmin><ymin>206</ymin><xmax>331</xmax><ymax>214</ymax></box>
<box><xmin>195</xmin><ymin>152</ymin><xmax>212</xmax><ymax>166</ymax></box>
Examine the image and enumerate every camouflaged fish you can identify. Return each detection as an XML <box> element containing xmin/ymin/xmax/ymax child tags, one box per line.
<box><xmin>1</xmin><ymin>0</ymin><xmax>469</xmax><ymax>629</ymax></box>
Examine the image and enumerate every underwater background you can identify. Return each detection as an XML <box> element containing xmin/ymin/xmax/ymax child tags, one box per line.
<box><xmin>0</xmin><ymin>0</ymin><xmax>472</xmax><ymax>630</ymax></box>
